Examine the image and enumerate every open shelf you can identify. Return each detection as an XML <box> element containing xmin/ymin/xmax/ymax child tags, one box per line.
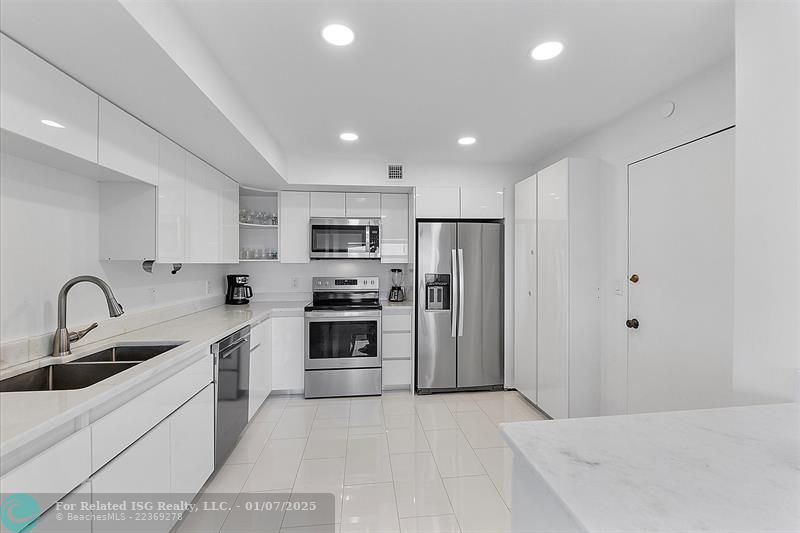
<box><xmin>239</xmin><ymin>222</ymin><xmax>279</xmax><ymax>229</ymax></box>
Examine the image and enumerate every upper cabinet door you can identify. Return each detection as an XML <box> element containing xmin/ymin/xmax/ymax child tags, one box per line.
<box><xmin>310</xmin><ymin>192</ymin><xmax>346</xmax><ymax>217</ymax></box>
<box><xmin>0</xmin><ymin>34</ymin><xmax>98</xmax><ymax>163</ymax></box>
<box><xmin>185</xmin><ymin>154</ymin><xmax>220</xmax><ymax>263</ymax></box>
<box><xmin>380</xmin><ymin>193</ymin><xmax>409</xmax><ymax>264</ymax></box>
<box><xmin>460</xmin><ymin>187</ymin><xmax>505</xmax><ymax>219</ymax></box>
<box><xmin>156</xmin><ymin>135</ymin><xmax>186</xmax><ymax>263</ymax></box>
<box><xmin>415</xmin><ymin>186</ymin><xmax>460</xmax><ymax>218</ymax></box>
<box><xmin>219</xmin><ymin>173</ymin><xmax>239</xmax><ymax>264</ymax></box>
<box><xmin>280</xmin><ymin>191</ymin><xmax>310</xmax><ymax>263</ymax></box>
<box><xmin>346</xmin><ymin>192</ymin><xmax>380</xmax><ymax>217</ymax></box>
<box><xmin>98</xmin><ymin>98</ymin><xmax>159</xmax><ymax>185</ymax></box>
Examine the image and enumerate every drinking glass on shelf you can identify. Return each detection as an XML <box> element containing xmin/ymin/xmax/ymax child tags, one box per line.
<box><xmin>268</xmin><ymin>248</ymin><xmax>278</xmax><ymax>259</ymax></box>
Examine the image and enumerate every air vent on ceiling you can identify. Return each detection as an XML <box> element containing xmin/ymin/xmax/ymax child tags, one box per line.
<box><xmin>387</xmin><ymin>163</ymin><xmax>404</xmax><ymax>181</ymax></box>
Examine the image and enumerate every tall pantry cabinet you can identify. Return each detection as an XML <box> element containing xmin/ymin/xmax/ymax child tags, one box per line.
<box><xmin>514</xmin><ymin>158</ymin><xmax>603</xmax><ymax>419</ymax></box>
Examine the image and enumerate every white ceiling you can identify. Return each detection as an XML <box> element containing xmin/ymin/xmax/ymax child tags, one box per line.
<box><xmin>173</xmin><ymin>0</ymin><xmax>735</xmax><ymax>167</ymax></box>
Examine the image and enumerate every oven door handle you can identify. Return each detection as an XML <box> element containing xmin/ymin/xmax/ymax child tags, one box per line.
<box><xmin>305</xmin><ymin>310</ymin><xmax>382</xmax><ymax>319</ymax></box>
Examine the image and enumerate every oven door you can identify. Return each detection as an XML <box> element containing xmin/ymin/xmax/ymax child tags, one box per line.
<box><xmin>309</xmin><ymin>218</ymin><xmax>380</xmax><ymax>259</ymax></box>
<box><xmin>305</xmin><ymin>310</ymin><xmax>382</xmax><ymax>369</ymax></box>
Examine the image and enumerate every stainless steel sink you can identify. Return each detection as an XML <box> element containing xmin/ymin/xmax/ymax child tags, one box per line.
<box><xmin>0</xmin><ymin>343</ymin><xmax>184</xmax><ymax>392</ymax></box>
<box><xmin>0</xmin><ymin>362</ymin><xmax>138</xmax><ymax>392</ymax></box>
<box><xmin>66</xmin><ymin>343</ymin><xmax>182</xmax><ymax>363</ymax></box>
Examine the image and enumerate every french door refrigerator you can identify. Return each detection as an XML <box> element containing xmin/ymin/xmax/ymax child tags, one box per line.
<box><xmin>416</xmin><ymin>221</ymin><xmax>504</xmax><ymax>392</ymax></box>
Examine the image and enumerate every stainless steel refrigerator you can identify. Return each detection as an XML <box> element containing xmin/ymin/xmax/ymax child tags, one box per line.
<box><xmin>416</xmin><ymin>221</ymin><xmax>504</xmax><ymax>392</ymax></box>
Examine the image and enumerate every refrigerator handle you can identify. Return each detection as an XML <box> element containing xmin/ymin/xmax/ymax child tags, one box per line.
<box><xmin>451</xmin><ymin>249</ymin><xmax>458</xmax><ymax>337</ymax></box>
<box><xmin>458</xmin><ymin>248</ymin><xmax>465</xmax><ymax>336</ymax></box>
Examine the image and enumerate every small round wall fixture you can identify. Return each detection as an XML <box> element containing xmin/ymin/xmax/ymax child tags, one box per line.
<box><xmin>530</xmin><ymin>41</ymin><xmax>564</xmax><ymax>61</ymax></box>
<box><xmin>322</xmin><ymin>24</ymin><xmax>355</xmax><ymax>46</ymax></box>
<box><xmin>340</xmin><ymin>132</ymin><xmax>359</xmax><ymax>141</ymax></box>
<box><xmin>458</xmin><ymin>136</ymin><xmax>477</xmax><ymax>146</ymax></box>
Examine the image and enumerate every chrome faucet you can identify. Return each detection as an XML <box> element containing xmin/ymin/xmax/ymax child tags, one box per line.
<box><xmin>52</xmin><ymin>276</ymin><xmax>124</xmax><ymax>357</ymax></box>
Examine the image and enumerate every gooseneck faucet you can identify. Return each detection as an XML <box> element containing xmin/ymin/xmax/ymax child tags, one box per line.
<box><xmin>52</xmin><ymin>276</ymin><xmax>125</xmax><ymax>357</ymax></box>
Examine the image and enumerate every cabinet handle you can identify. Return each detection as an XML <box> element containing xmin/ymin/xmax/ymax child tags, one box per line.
<box><xmin>626</xmin><ymin>318</ymin><xmax>640</xmax><ymax>329</ymax></box>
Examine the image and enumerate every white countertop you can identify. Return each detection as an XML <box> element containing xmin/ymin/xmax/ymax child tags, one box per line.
<box><xmin>502</xmin><ymin>403</ymin><xmax>800</xmax><ymax>532</ymax></box>
<box><xmin>0</xmin><ymin>301</ymin><xmax>303</xmax><ymax>467</ymax></box>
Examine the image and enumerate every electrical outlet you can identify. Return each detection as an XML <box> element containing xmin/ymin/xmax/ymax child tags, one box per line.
<box><xmin>206</xmin><ymin>280</ymin><xmax>212</xmax><ymax>295</ymax></box>
<box><xmin>291</xmin><ymin>277</ymin><xmax>299</xmax><ymax>289</ymax></box>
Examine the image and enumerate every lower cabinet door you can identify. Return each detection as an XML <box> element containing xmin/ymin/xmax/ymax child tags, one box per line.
<box><xmin>91</xmin><ymin>420</ymin><xmax>171</xmax><ymax>495</ymax></box>
<box><xmin>22</xmin><ymin>482</ymin><xmax>93</xmax><ymax>533</ymax></box>
<box><xmin>170</xmin><ymin>384</ymin><xmax>215</xmax><ymax>495</ymax></box>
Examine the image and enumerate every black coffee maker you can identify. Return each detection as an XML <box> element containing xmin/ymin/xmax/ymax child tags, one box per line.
<box><xmin>226</xmin><ymin>274</ymin><xmax>253</xmax><ymax>305</ymax></box>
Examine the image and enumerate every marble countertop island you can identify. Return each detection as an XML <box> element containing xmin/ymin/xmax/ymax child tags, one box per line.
<box><xmin>502</xmin><ymin>403</ymin><xmax>800</xmax><ymax>532</ymax></box>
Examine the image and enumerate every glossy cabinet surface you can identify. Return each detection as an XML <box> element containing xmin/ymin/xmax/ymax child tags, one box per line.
<box><xmin>536</xmin><ymin>160</ymin><xmax>570</xmax><ymax>419</ymax></box>
<box><xmin>279</xmin><ymin>191</ymin><xmax>311</xmax><ymax>263</ymax></box>
<box><xmin>170</xmin><ymin>384</ymin><xmax>215</xmax><ymax>495</ymax></box>
<box><xmin>0</xmin><ymin>34</ymin><xmax>98</xmax><ymax>164</ymax></box>
<box><xmin>271</xmin><ymin>316</ymin><xmax>305</xmax><ymax>391</ymax></box>
<box><xmin>220</xmin><ymin>173</ymin><xmax>240</xmax><ymax>263</ymax></box>
<box><xmin>514</xmin><ymin>174</ymin><xmax>537</xmax><ymax>404</ymax></box>
<box><xmin>346</xmin><ymin>192</ymin><xmax>381</xmax><ymax>217</ymax></box>
<box><xmin>186</xmin><ymin>154</ymin><xmax>220</xmax><ymax>263</ymax></box>
<box><xmin>460</xmin><ymin>186</ymin><xmax>505</xmax><ymax>218</ymax></box>
<box><xmin>157</xmin><ymin>135</ymin><xmax>187</xmax><ymax>263</ymax></box>
<box><xmin>380</xmin><ymin>193</ymin><xmax>410</xmax><ymax>263</ymax></box>
<box><xmin>92</xmin><ymin>420</ymin><xmax>171</xmax><ymax>494</ymax></box>
<box><xmin>249</xmin><ymin>320</ymin><xmax>273</xmax><ymax>419</ymax></box>
<box><xmin>310</xmin><ymin>191</ymin><xmax>346</xmax><ymax>217</ymax></box>
<box><xmin>382</xmin><ymin>308</ymin><xmax>413</xmax><ymax>388</ymax></box>
<box><xmin>415</xmin><ymin>186</ymin><xmax>460</xmax><ymax>218</ymax></box>
<box><xmin>98</xmin><ymin>98</ymin><xmax>159</xmax><ymax>185</ymax></box>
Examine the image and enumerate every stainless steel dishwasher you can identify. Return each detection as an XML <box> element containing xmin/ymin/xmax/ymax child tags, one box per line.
<box><xmin>212</xmin><ymin>326</ymin><xmax>250</xmax><ymax>467</ymax></box>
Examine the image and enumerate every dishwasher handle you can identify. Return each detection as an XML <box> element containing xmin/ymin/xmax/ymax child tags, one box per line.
<box><xmin>219</xmin><ymin>336</ymin><xmax>249</xmax><ymax>359</ymax></box>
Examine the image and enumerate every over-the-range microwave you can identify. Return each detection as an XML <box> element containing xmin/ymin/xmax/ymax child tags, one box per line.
<box><xmin>309</xmin><ymin>218</ymin><xmax>381</xmax><ymax>259</ymax></box>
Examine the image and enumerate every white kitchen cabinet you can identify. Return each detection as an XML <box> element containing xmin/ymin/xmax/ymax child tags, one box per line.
<box><xmin>536</xmin><ymin>158</ymin><xmax>603</xmax><ymax>419</ymax></box>
<box><xmin>157</xmin><ymin>135</ymin><xmax>187</xmax><ymax>263</ymax></box>
<box><xmin>0</xmin><ymin>427</ymin><xmax>91</xmax><ymax>523</ymax></box>
<box><xmin>24</xmin><ymin>482</ymin><xmax>92</xmax><ymax>533</ymax></box>
<box><xmin>310</xmin><ymin>191</ymin><xmax>346</xmax><ymax>217</ymax></box>
<box><xmin>279</xmin><ymin>191</ymin><xmax>311</xmax><ymax>263</ymax></box>
<box><xmin>99</xmin><ymin>182</ymin><xmax>157</xmax><ymax>261</ymax></box>
<box><xmin>92</xmin><ymin>419</ymin><xmax>171</xmax><ymax>494</ymax></box>
<box><xmin>0</xmin><ymin>34</ymin><xmax>99</xmax><ymax>165</ymax></box>
<box><xmin>415</xmin><ymin>186</ymin><xmax>460</xmax><ymax>218</ymax></box>
<box><xmin>249</xmin><ymin>319</ymin><xmax>273</xmax><ymax>419</ymax></box>
<box><xmin>98</xmin><ymin>98</ymin><xmax>159</xmax><ymax>185</ymax></box>
<box><xmin>461</xmin><ymin>186</ymin><xmax>505</xmax><ymax>218</ymax></box>
<box><xmin>186</xmin><ymin>153</ymin><xmax>220</xmax><ymax>263</ymax></box>
<box><xmin>220</xmin><ymin>173</ymin><xmax>240</xmax><ymax>263</ymax></box>
<box><xmin>170</xmin><ymin>384</ymin><xmax>215</xmax><ymax>495</ymax></box>
<box><xmin>271</xmin><ymin>316</ymin><xmax>305</xmax><ymax>391</ymax></box>
<box><xmin>346</xmin><ymin>192</ymin><xmax>381</xmax><ymax>217</ymax></box>
<box><xmin>514</xmin><ymin>174</ymin><xmax>537</xmax><ymax>404</ymax></box>
<box><xmin>380</xmin><ymin>193</ymin><xmax>410</xmax><ymax>263</ymax></box>
<box><xmin>382</xmin><ymin>307</ymin><xmax>413</xmax><ymax>388</ymax></box>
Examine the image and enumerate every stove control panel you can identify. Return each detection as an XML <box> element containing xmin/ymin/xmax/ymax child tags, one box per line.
<box><xmin>312</xmin><ymin>276</ymin><xmax>379</xmax><ymax>291</ymax></box>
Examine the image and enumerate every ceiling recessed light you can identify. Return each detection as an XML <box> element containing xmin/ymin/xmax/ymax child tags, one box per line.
<box><xmin>458</xmin><ymin>136</ymin><xmax>476</xmax><ymax>146</ymax></box>
<box><xmin>41</xmin><ymin>119</ymin><xmax>65</xmax><ymax>128</ymax></box>
<box><xmin>530</xmin><ymin>41</ymin><xmax>564</xmax><ymax>61</ymax></box>
<box><xmin>322</xmin><ymin>24</ymin><xmax>355</xmax><ymax>46</ymax></box>
<box><xmin>339</xmin><ymin>132</ymin><xmax>359</xmax><ymax>141</ymax></box>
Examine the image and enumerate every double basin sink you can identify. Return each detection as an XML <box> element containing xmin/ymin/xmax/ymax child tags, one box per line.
<box><xmin>0</xmin><ymin>344</ymin><xmax>183</xmax><ymax>393</ymax></box>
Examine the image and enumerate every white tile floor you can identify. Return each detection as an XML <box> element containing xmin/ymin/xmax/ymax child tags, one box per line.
<box><xmin>179</xmin><ymin>390</ymin><xmax>546</xmax><ymax>533</ymax></box>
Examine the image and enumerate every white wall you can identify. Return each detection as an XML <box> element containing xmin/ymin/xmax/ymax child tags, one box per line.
<box><xmin>732</xmin><ymin>0</ymin><xmax>800</xmax><ymax>403</ymax></box>
<box><xmin>530</xmin><ymin>57</ymin><xmax>736</xmax><ymax>414</ymax></box>
<box><xmin>0</xmin><ymin>152</ymin><xmax>226</xmax><ymax>345</ymax></box>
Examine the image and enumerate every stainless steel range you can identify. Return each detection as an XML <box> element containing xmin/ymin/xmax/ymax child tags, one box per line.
<box><xmin>304</xmin><ymin>276</ymin><xmax>382</xmax><ymax>398</ymax></box>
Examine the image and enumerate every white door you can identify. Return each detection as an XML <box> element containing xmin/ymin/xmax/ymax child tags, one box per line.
<box><xmin>310</xmin><ymin>192</ymin><xmax>346</xmax><ymax>217</ymax></box>
<box><xmin>536</xmin><ymin>160</ymin><xmax>569</xmax><ymax>419</ymax></box>
<box><xmin>170</xmin><ymin>384</ymin><xmax>214</xmax><ymax>495</ymax></box>
<box><xmin>514</xmin><ymin>174</ymin><xmax>537</xmax><ymax>403</ymax></box>
<box><xmin>346</xmin><ymin>192</ymin><xmax>380</xmax><ymax>217</ymax></box>
<box><xmin>461</xmin><ymin>187</ymin><xmax>504</xmax><ymax>218</ymax></box>
<box><xmin>627</xmin><ymin>128</ymin><xmax>735</xmax><ymax>413</ymax></box>
<box><xmin>415</xmin><ymin>187</ymin><xmax>460</xmax><ymax>218</ymax></box>
<box><xmin>380</xmin><ymin>193</ymin><xmax>409</xmax><ymax>263</ymax></box>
